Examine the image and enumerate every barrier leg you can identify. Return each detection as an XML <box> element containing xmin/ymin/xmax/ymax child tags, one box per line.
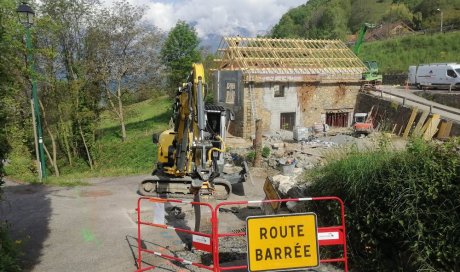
<box><xmin>212</xmin><ymin>208</ymin><xmax>219</xmax><ymax>272</ymax></box>
<box><xmin>136</xmin><ymin>200</ymin><xmax>142</xmax><ymax>270</ymax></box>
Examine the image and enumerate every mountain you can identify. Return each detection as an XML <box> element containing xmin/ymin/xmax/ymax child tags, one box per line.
<box><xmin>199</xmin><ymin>27</ymin><xmax>254</xmax><ymax>53</ymax></box>
<box><xmin>270</xmin><ymin>0</ymin><xmax>460</xmax><ymax>40</ymax></box>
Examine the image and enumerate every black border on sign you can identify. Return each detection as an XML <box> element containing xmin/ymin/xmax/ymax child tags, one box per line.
<box><xmin>245</xmin><ymin>213</ymin><xmax>320</xmax><ymax>272</ymax></box>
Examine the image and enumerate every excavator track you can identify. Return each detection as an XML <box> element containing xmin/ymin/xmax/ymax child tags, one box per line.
<box><xmin>139</xmin><ymin>178</ymin><xmax>231</xmax><ymax>200</ymax></box>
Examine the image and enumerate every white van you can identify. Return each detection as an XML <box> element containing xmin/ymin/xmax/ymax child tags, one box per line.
<box><xmin>408</xmin><ymin>63</ymin><xmax>460</xmax><ymax>90</ymax></box>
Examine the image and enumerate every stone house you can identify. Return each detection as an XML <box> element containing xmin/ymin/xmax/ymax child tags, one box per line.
<box><xmin>213</xmin><ymin>37</ymin><xmax>367</xmax><ymax>138</ymax></box>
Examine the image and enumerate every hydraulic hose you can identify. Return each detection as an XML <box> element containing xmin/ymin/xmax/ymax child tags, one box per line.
<box><xmin>207</xmin><ymin>135</ymin><xmax>225</xmax><ymax>166</ymax></box>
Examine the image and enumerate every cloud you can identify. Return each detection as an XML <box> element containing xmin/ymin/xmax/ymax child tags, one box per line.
<box><xmin>102</xmin><ymin>0</ymin><xmax>307</xmax><ymax>37</ymax></box>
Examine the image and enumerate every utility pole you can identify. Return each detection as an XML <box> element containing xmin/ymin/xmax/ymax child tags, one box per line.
<box><xmin>17</xmin><ymin>2</ymin><xmax>47</xmax><ymax>180</ymax></box>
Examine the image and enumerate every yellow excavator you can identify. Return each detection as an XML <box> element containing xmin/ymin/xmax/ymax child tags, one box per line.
<box><xmin>139</xmin><ymin>63</ymin><xmax>248</xmax><ymax>200</ymax></box>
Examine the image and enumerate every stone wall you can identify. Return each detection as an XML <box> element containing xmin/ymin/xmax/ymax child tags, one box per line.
<box><xmin>355</xmin><ymin>93</ymin><xmax>414</xmax><ymax>134</ymax></box>
<box><xmin>414</xmin><ymin>91</ymin><xmax>460</xmax><ymax>109</ymax></box>
<box><xmin>240</xmin><ymin>82</ymin><xmax>361</xmax><ymax>138</ymax></box>
<box><xmin>296</xmin><ymin>83</ymin><xmax>360</xmax><ymax>126</ymax></box>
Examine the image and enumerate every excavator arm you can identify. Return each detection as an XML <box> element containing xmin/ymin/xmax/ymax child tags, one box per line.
<box><xmin>353</xmin><ymin>23</ymin><xmax>376</xmax><ymax>55</ymax></box>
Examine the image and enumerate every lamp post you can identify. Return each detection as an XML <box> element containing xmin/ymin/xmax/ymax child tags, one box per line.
<box><xmin>16</xmin><ymin>2</ymin><xmax>47</xmax><ymax>180</ymax></box>
<box><xmin>436</xmin><ymin>8</ymin><xmax>443</xmax><ymax>33</ymax></box>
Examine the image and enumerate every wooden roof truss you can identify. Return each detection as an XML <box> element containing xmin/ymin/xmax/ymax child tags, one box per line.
<box><xmin>215</xmin><ymin>37</ymin><xmax>367</xmax><ymax>79</ymax></box>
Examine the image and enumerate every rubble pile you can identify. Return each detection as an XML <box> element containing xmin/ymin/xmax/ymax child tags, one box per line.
<box><xmin>225</xmin><ymin>128</ymin><xmax>375</xmax><ymax>201</ymax></box>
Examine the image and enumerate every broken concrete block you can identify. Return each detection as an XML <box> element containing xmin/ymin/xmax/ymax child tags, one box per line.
<box><xmin>271</xmin><ymin>143</ymin><xmax>283</xmax><ymax>150</ymax></box>
<box><xmin>271</xmin><ymin>174</ymin><xmax>290</xmax><ymax>191</ymax></box>
<box><xmin>276</xmin><ymin>176</ymin><xmax>296</xmax><ymax>196</ymax></box>
<box><xmin>268</xmin><ymin>158</ymin><xmax>277</xmax><ymax>168</ymax></box>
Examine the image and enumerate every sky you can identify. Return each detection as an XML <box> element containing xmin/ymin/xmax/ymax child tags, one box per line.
<box><xmin>102</xmin><ymin>0</ymin><xmax>307</xmax><ymax>38</ymax></box>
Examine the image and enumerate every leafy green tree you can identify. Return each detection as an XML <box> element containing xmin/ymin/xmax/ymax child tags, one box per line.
<box><xmin>86</xmin><ymin>0</ymin><xmax>163</xmax><ymax>141</ymax></box>
<box><xmin>0</xmin><ymin>1</ymin><xmax>25</xmax><ymax>269</ymax></box>
<box><xmin>416</xmin><ymin>0</ymin><xmax>460</xmax><ymax>30</ymax></box>
<box><xmin>271</xmin><ymin>0</ymin><xmax>324</xmax><ymax>38</ymax></box>
<box><xmin>161</xmin><ymin>21</ymin><xmax>201</xmax><ymax>90</ymax></box>
<box><xmin>0</xmin><ymin>1</ymin><xmax>13</xmax><ymax>182</ymax></box>
<box><xmin>382</xmin><ymin>3</ymin><xmax>414</xmax><ymax>25</ymax></box>
<box><xmin>316</xmin><ymin>0</ymin><xmax>351</xmax><ymax>39</ymax></box>
<box><xmin>39</xmin><ymin>0</ymin><xmax>101</xmax><ymax>169</ymax></box>
<box><xmin>271</xmin><ymin>0</ymin><xmax>352</xmax><ymax>40</ymax></box>
<box><xmin>393</xmin><ymin>0</ymin><xmax>423</xmax><ymax>9</ymax></box>
<box><xmin>0</xmin><ymin>0</ymin><xmax>36</xmax><ymax>182</ymax></box>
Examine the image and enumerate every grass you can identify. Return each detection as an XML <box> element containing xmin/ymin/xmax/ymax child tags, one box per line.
<box><xmin>306</xmin><ymin>137</ymin><xmax>460</xmax><ymax>271</ymax></box>
<box><xmin>358</xmin><ymin>31</ymin><xmax>460</xmax><ymax>73</ymax></box>
<box><xmin>6</xmin><ymin>96</ymin><xmax>172</xmax><ymax>185</ymax></box>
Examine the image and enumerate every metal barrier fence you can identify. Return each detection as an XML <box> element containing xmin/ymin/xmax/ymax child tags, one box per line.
<box><xmin>135</xmin><ymin>196</ymin><xmax>348</xmax><ymax>272</ymax></box>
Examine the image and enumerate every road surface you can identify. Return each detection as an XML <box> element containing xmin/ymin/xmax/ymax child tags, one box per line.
<box><xmin>0</xmin><ymin>174</ymin><xmax>267</xmax><ymax>272</ymax></box>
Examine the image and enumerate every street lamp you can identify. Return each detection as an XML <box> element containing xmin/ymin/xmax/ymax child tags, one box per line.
<box><xmin>16</xmin><ymin>2</ymin><xmax>47</xmax><ymax>180</ymax></box>
<box><xmin>436</xmin><ymin>8</ymin><xmax>443</xmax><ymax>33</ymax></box>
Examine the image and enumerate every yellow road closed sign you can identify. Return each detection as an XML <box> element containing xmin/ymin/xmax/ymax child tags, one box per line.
<box><xmin>246</xmin><ymin>213</ymin><xmax>319</xmax><ymax>271</ymax></box>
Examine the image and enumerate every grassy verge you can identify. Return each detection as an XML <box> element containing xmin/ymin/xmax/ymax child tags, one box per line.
<box><xmin>306</xmin><ymin>137</ymin><xmax>460</xmax><ymax>271</ymax></box>
<box><xmin>0</xmin><ymin>221</ymin><xmax>21</xmax><ymax>272</ymax></box>
<box><xmin>359</xmin><ymin>31</ymin><xmax>460</xmax><ymax>73</ymax></box>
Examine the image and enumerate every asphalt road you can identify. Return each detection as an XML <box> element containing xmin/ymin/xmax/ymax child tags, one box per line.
<box><xmin>0</xmin><ymin>174</ymin><xmax>268</xmax><ymax>272</ymax></box>
<box><xmin>2</xmin><ymin>169</ymin><xmax>343</xmax><ymax>272</ymax></box>
<box><xmin>1</xmin><ymin>176</ymin><xmax>148</xmax><ymax>271</ymax></box>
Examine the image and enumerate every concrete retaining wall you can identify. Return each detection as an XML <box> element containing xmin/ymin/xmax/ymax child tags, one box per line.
<box><xmin>382</xmin><ymin>74</ymin><xmax>407</xmax><ymax>86</ymax></box>
<box><xmin>414</xmin><ymin>91</ymin><xmax>460</xmax><ymax>110</ymax></box>
<box><xmin>355</xmin><ymin>92</ymin><xmax>460</xmax><ymax>138</ymax></box>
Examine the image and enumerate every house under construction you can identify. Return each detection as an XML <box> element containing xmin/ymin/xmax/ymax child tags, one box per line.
<box><xmin>213</xmin><ymin>36</ymin><xmax>367</xmax><ymax>138</ymax></box>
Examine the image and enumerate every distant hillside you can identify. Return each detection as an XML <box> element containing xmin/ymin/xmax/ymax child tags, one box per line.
<box><xmin>271</xmin><ymin>0</ymin><xmax>460</xmax><ymax>40</ymax></box>
<box><xmin>358</xmin><ymin>31</ymin><xmax>460</xmax><ymax>73</ymax></box>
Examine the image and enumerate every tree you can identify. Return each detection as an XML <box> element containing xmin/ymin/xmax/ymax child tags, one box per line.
<box><xmin>382</xmin><ymin>3</ymin><xmax>414</xmax><ymax>25</ymax></box>
<box><xmin>0</xmin><ymin>0</ymin><xmax>38</xmax><ymax>182</ymax></box>
<box><xmin>86</xmin><ymin>0</ymin><xmax>163</xmax><ymax>141</ymax></box>
<box><xmin>161</xmin><ymin>21</ymin><xmax>201</xmax><ymax>90</ymax></box>
<box><xmin>0</xmin><ymin>0</ymin><xmax>15</xmax><ymax>183</ymax></box>
<box><xmin>39</xmin><ymin>0</ymin><xmax>101</xmax><ymax>169</ymax></box>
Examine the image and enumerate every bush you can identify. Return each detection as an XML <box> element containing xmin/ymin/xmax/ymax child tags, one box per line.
<box><xmin>246</xmin><ymin>150</ymin><xmax>256</xmax><ymax>163</ymax></box>
<box><xmin>0</xmin><ymin>222</ymin><xmax>21</xmax><ymax>272</ymax></box>
<box><xmin>262</xmin><ymin>146</ymin><xmax>271</xmax><ymax>158</ymax></box>
<box><xmin>307</xmin><ymin>138</ymin><xmax>460</xmax><ymax>271</ymax></box>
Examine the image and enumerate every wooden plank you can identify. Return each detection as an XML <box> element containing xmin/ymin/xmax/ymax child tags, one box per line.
<box><xmin>437</xmin><ymin>121</ymin><xmax>448</xmax><ymax>139</ymax></box>
<box><xmin>366</xmin><ymin>106</ymin><xmax>375</xmax><ymax>122</ymax></box>
<box><xmin>437</xmin><ymin>121</ymin><xmax>453</xmax><ymax>139</ymax></box>
<box><xmin>420</xmin><ymin>116</ymin><xmax>432</xmax><ymax>135</ymax></box>
<box><xmin>391</xmin><ymin>124</ymin><xmax>398</xmax><ymax>134</ymax></box>
<box><xmin>263</xmin><ymin>177</ymin><xmax>280</xmax><ymax>211</ymax></box>
<box><xmin>412</xmin><ymin>110</ymin><xmax>429</xmax><ymax>137</ymax></box>
<box><xmin>423</xmin><ymin>114</ymin><xmax>441</xmax><ymax>140</ymax></box>
<box><xmin>398</xmin><ymin>125</ymin><xmax>404</xmax><ymax>136</ymax></box>
<box><xmin>403</xmin><ymin>107</ymin><xmax>418</xmax><ymax>139</ymax></box>
<box><xmin>444</xmin><ymin>121</ymin><xmax>453</xmax><ymax>138</ymax></box>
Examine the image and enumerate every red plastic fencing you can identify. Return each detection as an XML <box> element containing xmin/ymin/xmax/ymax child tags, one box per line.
<box><xmin>135</xmin><ymin>196</ymin><xmax>348</xmax><ymax>272</ymax></box>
